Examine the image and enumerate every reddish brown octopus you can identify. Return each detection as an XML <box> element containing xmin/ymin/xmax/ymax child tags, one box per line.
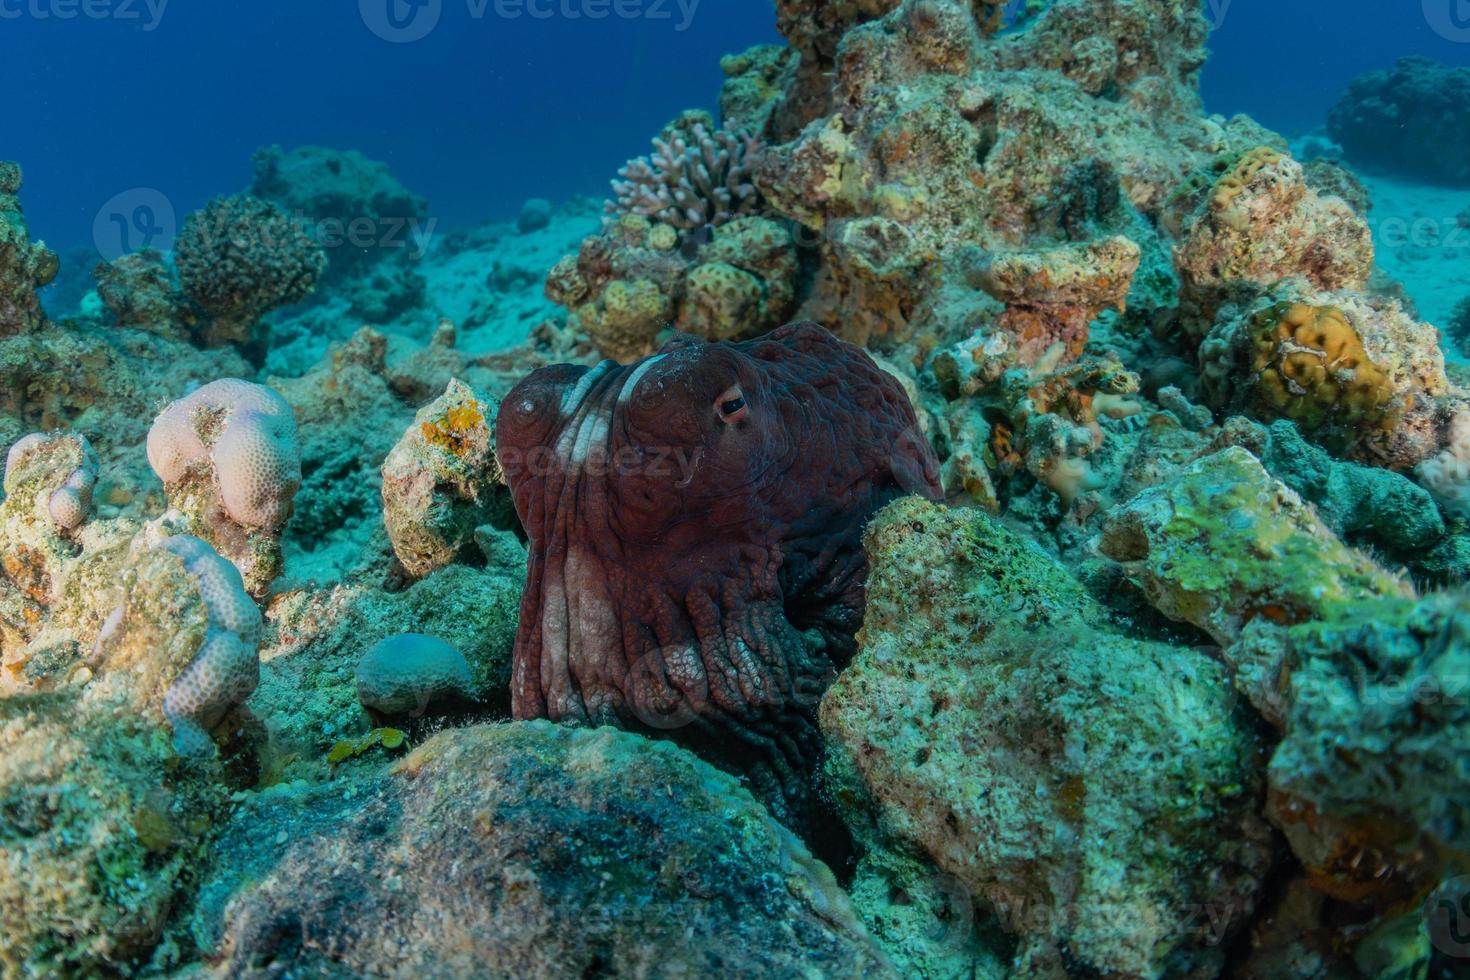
<box><xmin>496</xmin><ymin>322</ymin><xmax>941</xmax><ymax>827</ymax></box>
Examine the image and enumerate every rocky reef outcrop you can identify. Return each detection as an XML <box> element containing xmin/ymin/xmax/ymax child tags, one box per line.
<box><xmin>1328</xmin><ymin>57</ymin><xmax>1470</xmax><ymax>185</ymax></box>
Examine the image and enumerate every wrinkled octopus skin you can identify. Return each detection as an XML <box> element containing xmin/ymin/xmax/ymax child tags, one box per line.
<box><xmin>496</xmin><ymin>322</ymin><xmax>941</xmax><ymax>826</ymax></box>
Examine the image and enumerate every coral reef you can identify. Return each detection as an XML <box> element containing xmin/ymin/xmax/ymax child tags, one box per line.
<box><xmin>1328</xmin><ymin>57</ymin><xmax>1470</xmax><ymax>185</ymax></box>
<box><xmin>7</xmin><ymin>1</ymin><xmax>1470</xmax><ymax>973</ymax></box>
<box><xmin>355</xmin><ymin>632</ymin><xmax>476</xmax><ymax>716</ymax></box>
<box><xmin>381</xmin><ymin>377</ymin><xmax>515</xmax><ymax>578</ymax></box>
<box><xmin>0</xmin><ymin>162</ymin><xmax>58</xmax><ymax>337</ymax></box>
<box><xmin>497</xmin><ymin>323</ymin><xmax>940</xmax><ymax>829</ymax></box>
<box><xmin>147</xmin><ymin>378</ymin><xmax>302</xmax><ymax>597</ymax></box>
<box><xmin>174</xmin><ymin>195</ymin><xmax>327</xmax><ymax>348</ymax></box>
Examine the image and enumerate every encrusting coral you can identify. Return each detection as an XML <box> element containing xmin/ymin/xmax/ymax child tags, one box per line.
<box><xmin>147</xmin><ymin>378</ymin><xmax>303</xmax><ymax>597</ymax></box>
<box><xmin>381</xmin><ymin>377</ymin><xmax>515</xmax><ymax>578</ymax></box>
<box><xmin>1199</xmin><ymin>285</ymin><xmax>1452</xmax><ymax>470</ymax></box>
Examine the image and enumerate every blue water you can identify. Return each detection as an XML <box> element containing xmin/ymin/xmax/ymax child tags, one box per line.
<box><xmin>2</xmin><ymin>0</ymin><xmax>1468</xmax><ymax>252</ymax></box>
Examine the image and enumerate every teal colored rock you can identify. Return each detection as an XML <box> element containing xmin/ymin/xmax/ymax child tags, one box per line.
<box><xmin>189</xmin><ymin>722</ymin><xmax>896</xmax><ymax>978</ymax></box>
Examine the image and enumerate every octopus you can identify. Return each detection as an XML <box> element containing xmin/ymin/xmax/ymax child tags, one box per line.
<box><xmin>496</xmin><ymin>322</ymin><xmax>941</xmax><ymax>826</ymax></box>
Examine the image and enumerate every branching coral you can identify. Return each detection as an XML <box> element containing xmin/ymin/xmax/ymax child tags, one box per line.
<box><xmin>607</xmin><ymin>113</ymin><xmax>765</xmax><ymax>234</ymax></box>
<box><xmin>175</xmin><ymin>195</ymin><xmax>326</xmax><ymax>347</ymax></box>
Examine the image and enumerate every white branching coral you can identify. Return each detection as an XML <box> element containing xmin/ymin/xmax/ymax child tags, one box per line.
<box><xmin>607</xmin><ymin>116</ymin><xmax>765</xmax><ymax>233</ymax></box>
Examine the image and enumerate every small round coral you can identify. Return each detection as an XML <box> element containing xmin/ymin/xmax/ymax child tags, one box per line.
<box><xmin>174</xmin><ymin>194</ymin><xmax>326</xmax><ymax>345</ymax></box>
<box><xmin>147</xmin><ymin>379</ymin><xmax>302</xmax><ymax>531</ymax></box>
<box><xmin>152</xmin><ymin>534</ymin><xmax>262</xmax><ymax>758</ymax></box>
<box><xmin>355</xmin><ymin>633</ymin><xmax>476</xmax><ymax>716</ymax></box>
<box><xmin>4</xmin><ymin>431</ymin><xmax>98</xmax><ymax>531</ymax></box>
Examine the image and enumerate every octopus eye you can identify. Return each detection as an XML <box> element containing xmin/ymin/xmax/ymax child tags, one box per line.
<box><xmin>715</xmin><ymin>385</ymin><xmax>748</xmax><ymax>424</ymax></box>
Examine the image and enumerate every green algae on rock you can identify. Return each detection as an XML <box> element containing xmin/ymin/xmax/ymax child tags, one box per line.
<box><xmin>823</xmin><ymin>496</ymin><xmax>1273</xmax><ymax>978</ymax></box>
<box><xmin>1098</xmin><ymin>447</ymin><xmax>1415</xmax><ymax>646</ymax></box>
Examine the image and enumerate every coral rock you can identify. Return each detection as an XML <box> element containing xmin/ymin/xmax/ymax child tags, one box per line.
<box><xmin>1227</xmin><ymin>590</ymin><xmax>1470</xmax><ymax>910</ymax></box>
<box><xmin>0</xmin><ymin>162</ymin><xmax>58</xmax><ymax>337</ymax></box>
<box><xmin>1099</xmin><ymin>447</ymin><xmax>1414</xmax><ymax>647</ymax></box>
<box><xmin>175</xmin><ymin>195</ymin><xmax>326</xmax><ymax>348</ymax></box>
<box><xmin>93</xmin><ymin>249</ymin><xmax>196</xmax><ymax>341</ymax></box>
<box><xmin>823</xmin><ymin>497</ymin><xmax>1272</xmax><ymax>977</ymax></box>
<box><xmin>193</xmin><ymin>722</ymin><xmax>896</xmax><ymax>978</ymax></box>
<box><xmin>1328</xmin><ymin>57</ymin><xmax>1470</xmax><ymax>186</ymax></box>
<box><xmin>381</xmin><ymin>378</ymin><xmax>512</xmax><ymax>578</ymax></box>
<box><xmin>1174</xmin><ymin>150</ymin><xmax>1373</xmax><ymax>333</ymax></box>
